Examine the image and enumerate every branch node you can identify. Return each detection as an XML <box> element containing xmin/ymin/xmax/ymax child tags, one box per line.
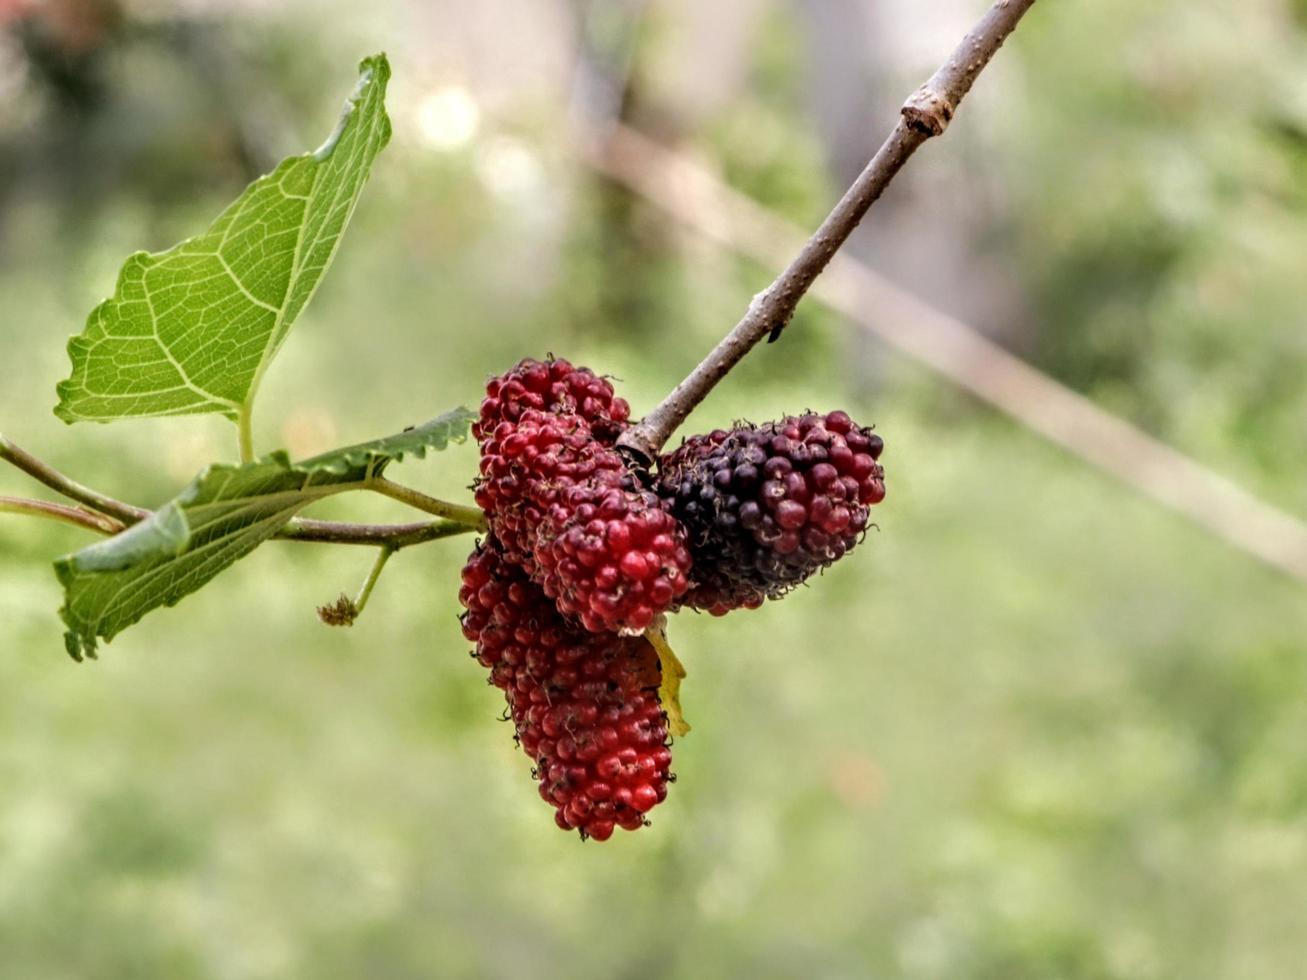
<box><xmin>901</xmin><ymin>86</ymin><xmax>955</xmax><ymax>136</ymax></box>
<box><xmin>616</xmin><ymin>436</ymin><xmax>656</xmax><ymax>469</ymax></box>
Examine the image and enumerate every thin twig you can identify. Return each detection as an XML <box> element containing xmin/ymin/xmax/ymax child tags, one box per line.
<box><xmin>0</xmin><ymin>495</ymin><xmax>126</xmax><ymax>536</ymax></box>
<box><xmin>1</xmin><ymin>435</ymin><xmax>485</xmax><ymax>545</ymax></box>
<box><xmin>277</xmin><ymin>516</ymin><xmax>476</xmax><ymax>548</ymax></box>
<box><xmin>0</xmin><ymin>434</ymin><xmax>149</xmax><ymax>524</ymax></box>
<box><xmin>614</xmin><ymin>0</ymin><xmax>1039</xmax><ymax>460</ymax></box>
<box><xmin>368</xmin><ymin>477</ymin><xmax>489</xmax><ymax>531</ymax></box>
<box><xmin>353</xmin><ymin>545</ymin><xmax>394</xmax><ymax>613</ymax></box>
<box><xmin>586</xmin><ymin>124</ymin><xmax>1307</xmax><ymax>584</ymax></box>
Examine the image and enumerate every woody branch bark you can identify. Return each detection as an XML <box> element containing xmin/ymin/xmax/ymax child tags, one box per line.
<box><xmin>616</xmin><ymin>0</ymin><xmax>1039</xmax><ymax>461</ymax></box>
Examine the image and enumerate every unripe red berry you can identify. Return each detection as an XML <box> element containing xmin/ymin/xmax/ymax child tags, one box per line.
<box><xmin>474</xmin><ymin>357</ymin><xmax>631</xmax><ymax>445</ymax></box>
<box><xmin>460</xmin><ymin>537</ymin><xmax>673</xmax><ymax>840</ymax></box>
<box><xmin>474</xmin><ymin>360</ymin><xmax>692</xmax><ymax>633</ymax></box>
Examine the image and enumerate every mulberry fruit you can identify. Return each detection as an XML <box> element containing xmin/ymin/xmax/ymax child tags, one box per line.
<box><xmin>473</xmin><ymin>407</ymin><xmax>619</xmax><ymax>568</ymax></box>
<box><xmin>657</xmin><ymin>411</ymin><xmax>885</xmax><ymax>614</ymax></box>
<box><xmin>534</xmin><ymin>479</ymin><xmax>692</xmax><ymax>635</ymax></box>
<box><xmin>474</xmin><ymin>364</ymin><xmax>692</xmax><ymax>634</ymax></box>
<box><xmin>474</xmin><ymin>356</ymin><xmax>630</xmax><ymax>445</ymax></box>
<box><xmin>459</xmin><ymin>537</ymin><xmax>673</xmax><ymax>840</ymax></box>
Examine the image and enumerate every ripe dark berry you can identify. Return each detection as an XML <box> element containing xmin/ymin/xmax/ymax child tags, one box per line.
<box><xmin>657</xmin><ymin>411</ymin><xmax>886</xmax><ymax>614</ymax></box>
<box><xmin>474</xmin><ymin>356</ymin><xmax>631</xmax><ymax>445</ymax></box>
<box><xmin>474</xmin><ymin>364</ymin><xmax>692</xmax><ymax>634</ymax></box>
<box><xmin>459</xmin><ymin>537</ymin><xmax>673</xmax><ymax>840</ymax></box>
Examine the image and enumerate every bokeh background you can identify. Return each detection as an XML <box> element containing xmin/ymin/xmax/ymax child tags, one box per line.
<box><xmin>3</xmin><ymin>1</ymin><xmax>1307</xmax><ymax>977</ymax></box>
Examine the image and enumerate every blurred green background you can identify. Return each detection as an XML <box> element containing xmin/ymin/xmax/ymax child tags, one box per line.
<box><xmin>3</xmin><ymin>1</ymin><xmax>1307</xmax><ymax>977</ymax></box>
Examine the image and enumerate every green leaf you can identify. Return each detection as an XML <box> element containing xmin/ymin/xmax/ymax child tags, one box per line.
<box><xmin>299</xmin><ymin>407</ymin><xmax>476</xmax><ymax>476</ymax></box>
<box><xmin>55</xmin><ymin>454</ymin><xmax>367</xmax><ymax>660</ymax></box>
<box><xmin>55</xmin><ymin>53</ymin><xmax>392</xmax><ymax>425</ymax></box>
<box><xmin>53</xmin><ymin>405</ymin><xmax>475</xmax><ymax>660</ymax></box>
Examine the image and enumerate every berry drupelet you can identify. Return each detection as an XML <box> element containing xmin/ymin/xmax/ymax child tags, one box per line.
<box><xmin>460</xmin><ymin>536</ymin><xmax>673</xmax><ymax>841</ymax></box>
<box><xmin>657</xmin><ymin>411</ymin><xmax>885</xmax><ymax>614</ymax></box>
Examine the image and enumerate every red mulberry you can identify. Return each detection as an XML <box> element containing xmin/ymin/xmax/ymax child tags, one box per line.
<box><xmin>474</xmin><ymin>356</ymin><xmax>630</xmax><ymax>445</ymax></box>
<box><xmin>534</xmin><ymin>479</ymin><xmax>692</xmax><ymax>635</ymax></box>
<box><xmin>460</xmin><ymin>537</ymin><xmax>673</xmax><ymax>841</ymax></box>
<box><xmin>474</xmin><ymin>363</ymin><xmax>692</xmax><ymax>634</ymax></box>
<box><xmin>474</xmin><ymin>408</ymin><xmax>623</xmax><ymax>568</ymax></box>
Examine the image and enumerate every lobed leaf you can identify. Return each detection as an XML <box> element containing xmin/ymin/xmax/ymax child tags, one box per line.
<box><xmin>55</xmin><ymin>54</ymin><xmax>392</xmax><ymax>424</ymax></box>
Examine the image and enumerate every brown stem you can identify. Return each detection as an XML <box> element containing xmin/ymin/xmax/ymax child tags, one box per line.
<box><xmin>615</xmin><ymin>0</ymin><xmax>1039</xmax><ymax>460</ymax></box>
<box><xmin>0</xmin><ymin>434</ymin><xmax>150</xmax><ymax>524</ymax></box>
<box><xmin>0</xmin><ymin>495</ymin><xmax>126</xmax><ymax>536</ymax></box>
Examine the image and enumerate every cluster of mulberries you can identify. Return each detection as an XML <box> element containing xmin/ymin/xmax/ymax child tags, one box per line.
<box><xmin>656</xmin><ymin>411</ymin><xmax>886</xmax><ymax>615</ymax></box>
<box><xmin>463</xmin><ymin>357</ymin><xmax>687</xmax><ymax>840</ymax></box>
<box><xmin>473</xmin><ymin>359</ymin><xmax>691</xmax><ymax>634</ymax></box>
<box><xmin>458</xmin><ymin>357</ymin><xmax>886</xmax><ymax>841</ymax></box>
<box><xmin>460</xmin><ymin>539</ymin><xmax>671</xmax><ymax>841</ymax></box>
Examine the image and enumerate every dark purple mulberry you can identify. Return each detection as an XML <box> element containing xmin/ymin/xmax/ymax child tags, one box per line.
<box><xmin>657</xmin><ymin>411</ymin><xmax>885</xmax><ymax>614</ymax></box>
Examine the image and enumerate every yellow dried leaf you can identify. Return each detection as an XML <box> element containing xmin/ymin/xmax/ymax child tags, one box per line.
<box><xmin>645</xmin><ymin>620</ymin><xmax>690</xmax><ymax>737</ymax></box>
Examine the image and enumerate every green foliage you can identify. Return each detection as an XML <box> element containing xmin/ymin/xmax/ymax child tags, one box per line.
<box><xmin>37</xmin><ymin>53</ymin><xmax>486</xmax><ymax>658</ymax></box>
<box><xmin>2</xmin><ymin>10</ymin><xmax>1307</xmax><ymax>977</ymax></box>
<box><xmin>55</xmin><ymin>408</ymin><xmax>472</xmax><ymax>659</ymax></box>
<box><xmin>54</xmin><ymin>54</ymin><xmax>392</xmax><ymax>427</ymax></box>
<box><xmin>57</xmin><ymin>455</ymin><xmax>364</xmax><ymax>660</ymax></box>
<box><xmin>299</xmin><ymin>407</ymin><xmax>475</xmax><ymax>475</ymax></box>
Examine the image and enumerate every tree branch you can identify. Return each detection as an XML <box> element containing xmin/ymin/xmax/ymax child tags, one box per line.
<box><xmin>584</xmin><ymin>124</ymin><xmax>1307</xmax><ymax>584</ymax></box>
<box><xmin>615</xmin><ymin>0</ymin><xmax>1039</xmax><ymax>461</ymax></box>
<box><xmin>276</xmin><ymin>516</ymin><xmax>475</xmax><ymax>548</ymax></box>
<box><xmin>0</xmin><ymin>434</ymin><xmax>150</xmax><ymax>524</ymax></box>
<box><xmin>1</xmin><ymin>435</ymin><xmax>483</xmax><ymax>548</ymax></box>
<box><xmin>0</xmin><ymin>495</ymin><xmax>126</xmax><ymax>536</ymax></box>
